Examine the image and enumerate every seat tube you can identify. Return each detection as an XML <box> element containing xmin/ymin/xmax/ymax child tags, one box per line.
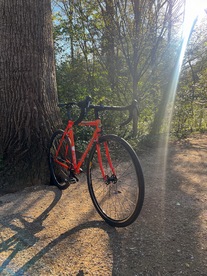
<box><xmin>69</xmin><ymin>128</ymin><xmax>77</xmax><ymax>166</ymax></box>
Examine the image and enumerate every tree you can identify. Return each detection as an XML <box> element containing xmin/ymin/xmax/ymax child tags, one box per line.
<box><xmin>171</xmin><ymin>16</ymin><xmax>207</xmax><ymax>136</ymax></box>
<box><xmin>0</xmin><ymin>0</ymin><xmax>61</xmax><ymax>192</ymax></box>
<box><xmin>149</xmin><ymin>0</ymin><xmax>185</xmax><ymax>136</ymax></box>
<box><xmin>53</xmin><ymin>0</ymin><xmax>173</xmax><ymax>133</ymax></box>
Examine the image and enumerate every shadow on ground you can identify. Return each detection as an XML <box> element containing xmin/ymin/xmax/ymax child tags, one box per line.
<box><xmin>0</xmin><ymin>134</ymin><xmax>206</xmax><ymax>275</ymax></box>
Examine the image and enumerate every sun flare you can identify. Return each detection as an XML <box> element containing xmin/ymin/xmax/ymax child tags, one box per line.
<box><xmin>187</xmin><ymin>0</ymin><xmax>207</xmax><ymax>15</ymax></box>
<box><xmin>184</xmin><ymin>0</ymin><xmax>207</xmax><ymax>31</ymax></box>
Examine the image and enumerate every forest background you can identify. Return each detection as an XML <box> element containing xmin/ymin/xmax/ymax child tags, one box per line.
<box><xmin>52</xmin><ymin>0</ymin><xmax>207</xmax><ymax>144</ymax></box>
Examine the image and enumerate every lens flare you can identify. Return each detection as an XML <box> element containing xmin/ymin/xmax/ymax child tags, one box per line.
<box><xmin>183</xmin><ymin>0</ymin><xmax>207</xmax><ymax>35</ymax></box>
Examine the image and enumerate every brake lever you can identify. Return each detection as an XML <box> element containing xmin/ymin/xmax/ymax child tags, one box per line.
<box><xmin>120</xmin><ymin>99</ymin><xmax>138</xmax><ymax>127</ymax></box>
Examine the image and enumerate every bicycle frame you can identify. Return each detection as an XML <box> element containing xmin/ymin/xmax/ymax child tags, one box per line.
<box><xmin>54</xmin><ymin>118</ymin><xmax>116</xmax><ymax>180</ymax></box>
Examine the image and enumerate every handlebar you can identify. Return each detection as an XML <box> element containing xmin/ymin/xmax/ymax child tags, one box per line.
<box><xmin>58</xmin><ymin>96</ymin><xmax>138</xmax><ymax>126</ymax></box>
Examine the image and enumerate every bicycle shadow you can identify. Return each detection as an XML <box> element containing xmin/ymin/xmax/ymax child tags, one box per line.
<box><xmin>0</xmin><ymin>184</ymin><xmax>124</xmax><ymax>275</ymax></box>
<box><xmin>13</xmin><ymin>220</ymin><xmax>122</xmax><ymax>276</ymax></box>
<box><xmin>0</xmin><ymin>186</ymin><xmax>62</xmax><ymax>274</ymax></box>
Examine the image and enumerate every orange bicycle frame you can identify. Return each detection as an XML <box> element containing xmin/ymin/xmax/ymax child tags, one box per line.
<box><xmin>54</xmin><ymin>118</ymin><xmax>116</xmax><ymax>179</ymax></box>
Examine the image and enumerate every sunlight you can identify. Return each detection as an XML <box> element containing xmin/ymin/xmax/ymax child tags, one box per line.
<box><xmin>161</xmin><ymin>0</ymin><xmax>207</xmax><ymax>146</ymax></box>
<box><xmin>183</xmin><ymin>0</ymin><xmax>207</xmax><ymax>35</ymax></box>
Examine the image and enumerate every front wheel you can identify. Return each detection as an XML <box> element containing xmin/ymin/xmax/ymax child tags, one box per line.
<box><xmin>87</xmin><ymin>134</ymin><xmax>144</xmax><ymax>227</ymax></box>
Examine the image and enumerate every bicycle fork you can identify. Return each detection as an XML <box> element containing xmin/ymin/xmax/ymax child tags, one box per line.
<box><xmin>96</xmin><ymin>141</ymin><xmax>117</xmax><ymax>184</ymax></box>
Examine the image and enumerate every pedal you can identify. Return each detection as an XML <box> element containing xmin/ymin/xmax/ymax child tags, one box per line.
<box><xmin>69</xmin><ymin>175</ymin><xmax>79</xmax><ymax>184</ymax></box>
<box><xmin>69</xmin><ymin>177</ymin><xmax>77</xmax><ymax>184</ymax></box>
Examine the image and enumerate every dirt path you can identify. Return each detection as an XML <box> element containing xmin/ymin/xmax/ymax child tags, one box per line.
<box><xmin>0</xmin><ymin>134</ymin><xmax>206</xmax><ymax>275</ymax></box>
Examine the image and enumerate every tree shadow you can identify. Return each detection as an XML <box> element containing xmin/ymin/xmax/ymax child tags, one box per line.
<box><xmin>161</xmin><ymin>139</ymin><xmax>207</xmax><ymax>274</ymax></box>
<box><xmin>119</xmin><ymin>136</ymin><xmax>207</xmax><ymax>275</ymax></box>
<box><xmin>13</xmin><ymin>220</ymin><xmax>122</xmax><ymax>276</ymax></box>
<box><xmin>0</xmin><ymin>185</ymin><xmax>124</xmax><ymax>275</ymax></box>
<box><xmin>0</xmin><ymin>186</ymin><xmax>62</xmax><ymax>274</ymax></box>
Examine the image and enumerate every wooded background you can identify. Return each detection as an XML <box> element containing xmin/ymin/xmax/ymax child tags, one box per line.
<box><xmin>53</xmin><ymin>0</ymin><xmax>207</xmax><ymax>140</ymax></box>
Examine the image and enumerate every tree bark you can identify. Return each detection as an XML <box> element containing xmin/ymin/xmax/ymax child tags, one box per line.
<box><xmin>0</xmin><ymin>0</ymin><xmax>61</xmax><ymax>192</ymax></box>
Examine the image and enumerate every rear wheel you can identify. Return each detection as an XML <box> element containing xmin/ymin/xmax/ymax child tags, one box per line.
<box><xmin>87</xmin><ymin>134</ymin><xmax>144</xmax><ymax>227</ymax></box>
<box><xmin>49</xmin><ymin>130</ymin><xmax>72</xmax><ymax>190</ymax></box>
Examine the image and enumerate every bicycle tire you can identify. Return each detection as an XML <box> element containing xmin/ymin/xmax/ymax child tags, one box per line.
<box><xmin>87</xmin><ymin>134</ymin><xmax>144</xmax><ymax>227</ymax></box>
<box><xmin>49</xmin><ymin>130</ymin><xmax>72</xmax><ymax>190</ymax></box>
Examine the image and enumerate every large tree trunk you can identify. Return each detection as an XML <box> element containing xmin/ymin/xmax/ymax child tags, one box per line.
<box><xmin>0</xmin><ymin>0</ymin><xmax>61</xmax><ymax>192</ymax></box>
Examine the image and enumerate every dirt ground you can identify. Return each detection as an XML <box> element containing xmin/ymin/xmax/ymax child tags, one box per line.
<box><xmin>0</xmin><ymin>133</ymin><xmax>206</xmax><ymax>275</ymax></box>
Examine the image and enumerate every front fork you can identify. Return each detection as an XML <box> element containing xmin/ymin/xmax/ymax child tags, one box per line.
<box><xmin>96</xmin><ymin>140</ymin><xmax>117</xmax><ymax>184</ymax></box>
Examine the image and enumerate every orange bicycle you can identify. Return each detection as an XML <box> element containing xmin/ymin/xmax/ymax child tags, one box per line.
<box><xmin>49</xmin><ymin>96</ymin><xmax>144</xmax><ymax>227</ymax></box>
